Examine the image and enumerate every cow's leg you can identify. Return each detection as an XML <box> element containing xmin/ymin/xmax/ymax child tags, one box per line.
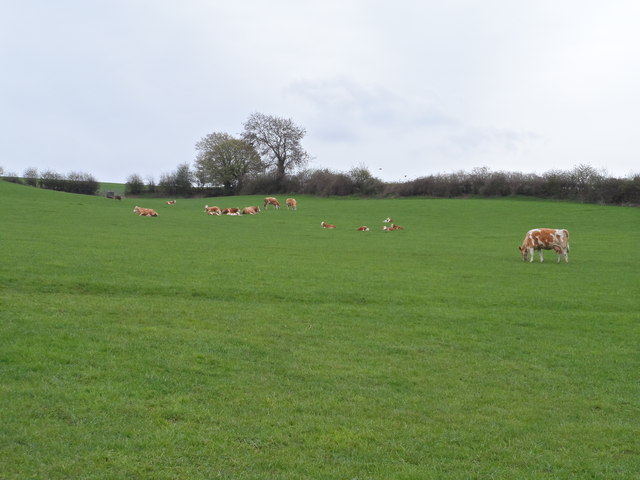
<box><xmin>538</xmin><ymin>249</ymin><xmax>544</xmax><ymax>263</ymax></box>
<box><xmin>528</xmin><ymin>248</ymin><xmax>534</xmax><ymax>263</ymax></box>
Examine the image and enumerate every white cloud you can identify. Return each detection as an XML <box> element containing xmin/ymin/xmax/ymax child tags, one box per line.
<box><xmin>1</xmin><ymin>1</ymin><xmax>638</xmax><ymax>182</ymax></box>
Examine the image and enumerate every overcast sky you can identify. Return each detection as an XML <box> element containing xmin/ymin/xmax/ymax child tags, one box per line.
<box><xmin>1</xmin><ymin>1</ymin><xmax>639</xmax><ymax>183</ymax></box>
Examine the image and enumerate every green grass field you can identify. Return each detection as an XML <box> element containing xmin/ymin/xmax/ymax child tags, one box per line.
<box><xmin>1</xmin><ymin>180</ymin><xmax>639</xmax><ymax>479</ymax></box>
<box><xmin>96</xmin><ymin>182</ymin><xmax>126</xmax><ymax>196</ymax></box>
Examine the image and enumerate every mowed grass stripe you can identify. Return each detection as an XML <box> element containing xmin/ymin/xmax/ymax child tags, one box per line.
<box><xmin>1</xmin><ymin>180</ymin><xmax>639</xmax><ymax>479</ymax></box>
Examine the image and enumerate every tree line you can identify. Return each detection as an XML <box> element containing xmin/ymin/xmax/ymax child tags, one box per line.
<box><xmin>122</xmin><ymin>161</ymin><xmax>640</xmax><ymax>207</ymax></box>
<box><xmin>1</xmin><ymin>167</ymin><xmax>99</xmax><ymax>195</ymax></box>
<box><xmin>123</xmin><ymin>112</ymin><xmax>639</xmax><ymax>206</ymax></box>
<box><xmin>2</xmin><ymin>112</ymin><xmax>638</xmax><ymax>205</ymax></box>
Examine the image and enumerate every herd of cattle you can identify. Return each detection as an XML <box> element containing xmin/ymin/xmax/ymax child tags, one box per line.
<box><xmin>133</xmin><ymin>197</ymin><xmax>570</xmax><ymax>263</ymax></box>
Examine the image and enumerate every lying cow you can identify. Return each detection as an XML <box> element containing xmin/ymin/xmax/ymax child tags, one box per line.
<box><xmin>264</xmin><ymin>197</ymin><xmax>280</xmax><ymax>209</ymax></box>
<box><xmin>286</xmin><ymin>198</ymin><xmax>297</xmax><ymax>210</ymax></box>
<box><xmin>133</xmin><ymin>206</ymin><xmax>158</xmax><ymax>217</ymax></box>
<box><xmin>519</xmin><ymin>228</ymin><xmax>570</xmax><ymax>263</ymax></box>
<box><xmin>356</xmin><ymin>226</ymin><xmax>370</xmax><ymax>231</ymax></box>
<box><xmin>383</xmin><ymin>224</ymin><xmax>404</xmax><ymax>231</ymax></box>
<box><xmin>204</xmin><ymin>205</ymin><xmax>221</xmax><ymax>215</ymax></box>
<box><xmin>383</xmin><ymin>217</ymin><xmax>393</xmax><ymax>223</ymax></box>
<box><xmin>221</xmin><ymin>208</ymin><xmax>241</xmax><ymax>216</ymax></box>
<box><xmin>166</xmin><ymin>200</ymin><xmax>176</xmax><ymax>205</ymax></box>
<box><xmin>321</xmin><ymin>221</ymin><xmax>336</xmax><ymax>229</ymax></box>
<box><xmin>242</xmin><ymin>206</ymin><xmax>261</xmax><ymax>215</ymax></box>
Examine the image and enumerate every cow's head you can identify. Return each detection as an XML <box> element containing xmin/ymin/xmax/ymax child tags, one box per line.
<box><xmin>518</xmin><ymin>245</ymin><xmax>528</xmax><ymax>261</ymax></box>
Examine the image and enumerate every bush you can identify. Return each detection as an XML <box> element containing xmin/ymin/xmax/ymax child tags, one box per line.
<box><xmin>23</xmin><ymin>167</ymin><xmax>38</xmax><ymax>187</ymax></box>
<box><xmin>146</xmin><ymin>177</ymin><xmax>157</xmax><ymax>194</ymax></box>
<box><xmin>240</xmin><ymin>173</ymin><xmax>283</xmax><ymax>195</ymax></box>
<box><xmin>348</xmin><ymin>165</ymin><xmax>384</xmax><ymax>196</ymax></box>
<box><xmin>125</xmin><ymin>174</ymin><xmax>145</xmax><ymax>195</ymax></box>
<box><xmin>2</xmin><ymin>171</ymin><xmax>22</xmax><ymax>184</ymax></box>
<box><xmin>298</xmin><ymin>169</ymin><xmax>354</xmax><ymax>196</ymax></box>
<box><xmin>66</xmin><ymin>172</ymin><xmax>100</xmax><ymax>195</ymax></box>
<box><xmin>37</xmin><ymin>170</ymin><xmax>99</xmax><ymax>195</ymax></box>
<box><xmin>158</xmin><ymin>164</ymin><xmax>194</xmax><ymax>196</ymax></box>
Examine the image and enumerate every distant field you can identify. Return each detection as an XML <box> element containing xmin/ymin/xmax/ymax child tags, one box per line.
<box><xmin>97</xmin><ymin>182</ymin><xmax>125</xmax><ymax>195</ymax></box>
<box><xmin>1</xmin><ymin>180</ymin><xmax>639</xmax><ymax>479</ymax></box>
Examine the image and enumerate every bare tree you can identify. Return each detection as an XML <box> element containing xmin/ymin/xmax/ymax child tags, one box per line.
<box><xmin>242</xmin><ymin>113</ymin><xmax>310</xmax><ymax>185</ymax></box>
<box><xmin>23</xmin><ymin>167</ymin><xmax>39</xmax><ymax>187</ymax></box>
<box><xmin>146</xmin><ymin>176</ymin><xmax>156</xmax><ymax>193</ymax></box>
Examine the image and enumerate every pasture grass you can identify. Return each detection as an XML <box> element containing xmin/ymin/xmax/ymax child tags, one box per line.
<box><xmin>1</xmin><ymin>180</ymin><xmax>639</xmax><ymax>479</ymax></box>
<box><xmin>96</xmin><ymin>182</ymin><xmax>126</xmax><ymax>195</ymax></box>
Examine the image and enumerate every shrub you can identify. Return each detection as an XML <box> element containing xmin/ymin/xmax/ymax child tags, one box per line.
<box><xmin>2</xmin><ymin>172</ymin><xmax>22</xmax><ymax>184</ymax></box>
<box><xmin>125</xmin><ymin>174</ymin><xmax>145</xmax><ymax>195</ymax></box>
<box><xmin>66</xmin><ymin>172</ymin><xmax>100</xmax><ymax>195</ymax></box>
<box><xmin>298</xmin><ymin>169</ymin><xmax>354</xmax><ymax>196</ymax></box>
<box><xmin>23</xmin><ymin>167</ymin><xmax>39</xmax><ymax>187</ymax></box>
<box><xmin>348</xmin><ymin>165</ymin><xmax>384</xmax><ymax>196</ymax></box>
<box><xmin>239</xmin><ymin>173</ymin><xmax>278</xmax><ymax>195</ymax></box>
<box><xmin>36</xmin><ymin>170</ymin><xmax>98</xmax><ymax>195</ymax></box>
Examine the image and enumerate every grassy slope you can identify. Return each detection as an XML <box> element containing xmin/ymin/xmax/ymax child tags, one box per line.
<box><xmin>96</xmin><ymin>182</ymin><xmax>125</xmax><ymax>195</ymax></box>
<box><xmin>1</xmin><ymin>181</ymin><xmax>639</xmax><ymax>479</ymax></box>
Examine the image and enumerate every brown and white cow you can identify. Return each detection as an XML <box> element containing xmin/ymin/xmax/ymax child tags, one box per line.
<box><xmin>286</xmin><ymin>198</ymin><xmax>297</xmax><ymax>210</ymax></box>
<box><xmin>356</xmin><ymin>226</ymin><xmax>370</xmax><ymax>231</ymax></box>
<box><xmin>166</xmin><ymin>200</ymin><xmax>176</xmax><ymax>205</ymax></box>
<box><xmin>222</xmin><ymin>208</ymin><xmax>241</xmax><ymax>216</ymax></box>
<box><xmin>383</xmin><ymin>217</ymin><xmax>393</xmax><ymax>223</ymax></box>
<box><xmin>242</xmin><ymin>206</ymin><xmax>261</xmax><ymax>215</ymax></box>
<box><xmin>133</xmin><ymin>206</ymin><xmax>158</xmax><ymax>217</ymax></box>
<box><xmin>321</xmin><ymin>221</ymin><xmax>336</xmax><ymax>229</ymax></box>
<box><xmin>383</xmin><ymin>224</ymin><xmax>404</xmax><ymax>231</ymax></box>
<box><xmin>264</xmin><ymin>197</ymin><xmax>281</xmax><ymax>209</ymax></box>
<box><xmin>204</xmin><ymin>205</ymin><xmax>221</xmax><ymax>215</ymax></box>
<box><xmin>519</xmin><ymin>228</ymin><xmax>570</xmax><ymax>263</ymax></box>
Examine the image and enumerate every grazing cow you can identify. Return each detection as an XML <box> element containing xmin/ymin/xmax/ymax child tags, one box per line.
<box><xmin>114</xmin><ymin>195</ymin><xmax>122</xmax><ymax>200</ymax></box>
<box><xmin>166</xmin><ymin>200</ymin><xmax>176</xmax><ymax>205</ymax></box>
<box><xmin>519</xmin><ymin>228</ymin><xmax>570</xmax><ymax>263</ymax></box>
<box><xmin>356</xmin><ymin>226</ymin><xmax>370</xmax><ymax>231</ymax></box>
<box><xmin>264</xmin><ymin>197</ymin><xmax>281</xmax><ymax>209</ymax></box>
<box><xmin>204</xmin><ymin>205</ymin><xmax>221</xmax><ymax>215</ymax></box>
<box><xmin>321</xmin><ymin>221</ymin><xmax>336</xmax><ymax>229</ymax></box>
<box><xmin>286</xmin><ymin>198</ymin><xmax>297</xmax><ymax>210</ymax></box>
<box><xmin>242</xmin><ymin>206</ymin><xmax>261</xmax><ymax>215</ymax></box>
<box><xmin>133</xmin><ymin>206</ymin><xmax>158</xmax><ymax>217</ymax></box>
<box><xmin>383</xmin><ymin>217</ymin><xmax>393</xmax><ymax>223</ymax></box>
<box><xmin>222</xmin><ymin>208</ymin><xmax>241</xmax><ymax>216</ymax></box>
